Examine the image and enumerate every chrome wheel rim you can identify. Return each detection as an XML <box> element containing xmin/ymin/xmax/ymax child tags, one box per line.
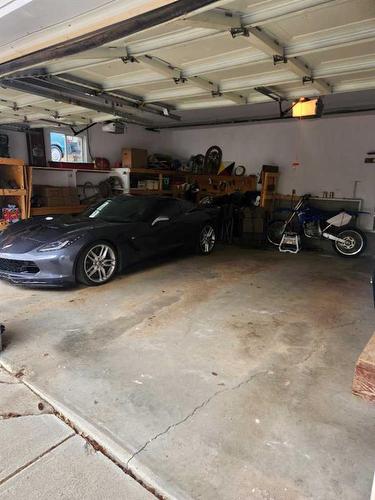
<box><xmin>200</xmin><ymin>225</ymin><xmax>215</xmax><ymax>253</ymax></box>
<box><xmin>336</xmin><ymin>231</ymin><xmax>363</xmax><ymax>255</ymax></box>
<box><xmin>84</xmin><ymin>244</ymin><xmax>116</xmax><ymax>283</ymax></box>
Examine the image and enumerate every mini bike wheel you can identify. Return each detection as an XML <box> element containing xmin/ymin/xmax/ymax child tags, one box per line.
<box><xmin>266</xmin><ymin>220</ymin><xmax>287</xmax><ymax>246</ymax></box>
<box><xmin>332</xmin><ymin>228</ymin><xmax>366</xmax><ymax>257</ymax></box>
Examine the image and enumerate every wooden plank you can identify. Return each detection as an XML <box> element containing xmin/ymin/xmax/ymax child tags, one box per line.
<box><xmin>264</xmin><ymin>194</ymin><xmax>301</xmax><ymax>201</ymax></box>
<box><xmin>130</xmin><ymin>168</ymin><xmax>183</xmax><ymax>175</ymax></box>
<box><xmin>130</xmin><ymin>168</ymin><xmax>257</xmax><ymax>182</ymax></box>
<box><xmin>0</xmin><ymin>158</ymin><xmax>27</xmax><ymax>222</ymax></box>
<box><xmin>0</xmin><ymin>157</ymin><xmax>24</xmax><ymax>166</ymax></box>
<box><xmin>0</xmin><ymin>189</ymin><xmax>27</xmax><ymax>196</ymax></box>
<box><xmin>26</xmin><ymin>166</ymin><xmax>33</xmax><ymax>218</ymax></box>
<box><xmin>31</xmin><ymin>205</ymin><xmax>87</xmax><ymax>216</ymax></box>
<box><xmin>352</xmin><ymin>333</ymin><xmax>375</xmax><ymax>403</ymax></box>
<box><xmin>129</xmin><ymin>189</ymin><xmax>166</xmax><ymax>195</ymax></box>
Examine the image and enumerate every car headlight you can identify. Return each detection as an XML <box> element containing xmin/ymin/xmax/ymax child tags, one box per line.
<box><xmin>38</xmin><ymin>235</ymin><xmax>82</xmax><ymax>252</ymax></box>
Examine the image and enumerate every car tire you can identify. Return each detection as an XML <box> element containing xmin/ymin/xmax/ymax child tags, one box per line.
<box><xmin>51</xmin><ymin>144</ymin><xmax>64</xmax><ymax>162</ymax></box>
<box><xmin>196</xmin><ymin>224</ymin><xmax>216</xmax><ymax>255</ymax></box>
<box><xmin>76</xmin><ymin>241</ymin><xmax>118</xmax><ymax>286</ymax></box>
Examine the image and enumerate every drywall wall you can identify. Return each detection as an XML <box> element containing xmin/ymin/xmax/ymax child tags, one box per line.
<box><xmin>86</xmin><ymin>123</ymin><xmax>160</xmax><ymax>165</ymax></box>
<box><xmin>1</xmin><ymin>123</ymin><xmax>161</xmax><ymax>165</ymax></box>
<box><xmin>157</xmin><ymin>113</ymin><xmax>375</xmax><ymax>230</ymax></box>
<box><xmin>2</xmin><ymin>114</ymin><xmax>375</xmax><ymax>230</ymax></box>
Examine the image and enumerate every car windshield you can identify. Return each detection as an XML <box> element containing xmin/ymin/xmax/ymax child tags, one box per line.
<box><xmin>83</xmin><ymin>197</ymin><xmax>155</xmax><ymax>222</ymax></box>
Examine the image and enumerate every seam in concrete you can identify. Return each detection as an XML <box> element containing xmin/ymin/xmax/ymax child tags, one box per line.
<box><xmin>0</xmin><ymin>412</ymin><xmax>40</xmax><ymax>420</ymax></box>
<box><xmin>127</xmin><ymin>369</ymin><xmax>269</xmax><ymax>466</ymax></box>
<box><xmin>0</xmin><ymin>363</ymin><xmax>163</xmax><ymax>499</ymax></box>
<box><xmin>0</xmin><ymin>434</ymin><xmax>74</xmax><ymax>487</ymax></box>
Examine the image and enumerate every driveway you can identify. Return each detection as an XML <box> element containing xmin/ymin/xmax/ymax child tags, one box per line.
<box><xmin>0</xmin><ymin>247</ymin><xmax>374</xmax><ymax>499</ymax></box>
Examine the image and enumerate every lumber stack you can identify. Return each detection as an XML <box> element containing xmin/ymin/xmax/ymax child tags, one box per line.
<box><xmin>352</xmin><ymin>333</ymin><xmax>375</xmax><ymax>402</ymax></box>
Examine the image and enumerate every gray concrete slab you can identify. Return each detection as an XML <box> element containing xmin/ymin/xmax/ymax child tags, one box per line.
<box><xmin>0</xmin><ymin>435</ymin><xmax>153</xmax><ymax>499</ymax></box>
<box><xmin>0</xmin><ymin>382</ymin><xmax>53</xmax><ymax>418</ymax></box>
<box><xmin>1</xmin><ymin>248</ymin><xmax>374</xmax><ymax>499</ymax></box>
<box><xmin>0</xmin><ymin>414</ymin><xmax>73</xmax><ymax>482</ymax></box>
<box><xmin>0</xmin><ymin>367</ymin><xmax>17</xmax><ymax>384</ymax></box>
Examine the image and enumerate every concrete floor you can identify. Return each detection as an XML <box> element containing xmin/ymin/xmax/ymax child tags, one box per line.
<box><xmin>0</xmin><ymin>246</ymin><xmax>374</xmax><ymax>500</ymax></box>
<box><xmin>0</xmin><ymin>369</ymin><xmax>152</xmax><ymax>499</ymax></box>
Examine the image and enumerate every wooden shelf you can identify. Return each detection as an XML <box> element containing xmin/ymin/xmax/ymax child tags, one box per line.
<box><xmin>130</xmin><ymin>168</ymin><xmax>256</xmax><ymax>182</ymax></box>
<box><xmin>130</xmin><ymin>188</ymin><xmax>169</xmax><ymax>195</ymax></box>
<box><xmin>32</xmin><ymin>166</ymin><xmax>111</xmax><ymax>173</ymax></box>
<box><xmin>130</xmin><ymin>168</ymin><xmax>177</xmax><ymax>175</ymax></box>
<box><xmin>0</xmin><ymin>157</ymin><xmax>28</xmax><ymax>222</ymax></box>
<box><xmin>31</xmin><ymin>205</ymin><xmax>87</xmax><ymax>216</ymax></box>
<box><xmin>0</xmin><ymin>157</ymin><xmax>24</xmax><ymax>166</ymax></box>
<box><xmin>0</xmin><ymin>188</ymin><xmax>26</xmax><ymax>196</ymax></box>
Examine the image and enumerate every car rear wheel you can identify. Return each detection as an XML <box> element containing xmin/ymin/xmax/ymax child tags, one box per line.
<box><xmin>76</xmin><ymin>241</ymin><xmax>117</xmax><ymax>286</ymax></box>
<box><xmin>196</xmin><ymin>224</ymin><xmax>216</xmax><ymax>255</ymax></box>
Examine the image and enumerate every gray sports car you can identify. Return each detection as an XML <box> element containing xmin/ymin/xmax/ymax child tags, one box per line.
<box><xmin>0</xmin><ymin>195</ymin><xmax>218</xmax><ymax>287</ymax></box>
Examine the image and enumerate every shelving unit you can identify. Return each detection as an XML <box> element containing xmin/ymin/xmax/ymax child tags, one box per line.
<box><xmin>260</xmin><ymin>171</ymin><xmax>279</xmax><ymax>208</ymax></box>
<box><xmin>30</xmin><ymin>166</ymin><xmax>130</xmax><ymax>216</ymax></box>
<box><xmin>30</xmin><ymin>205</ymin><xmax>88</xmax><ymax>216</ymax></box>
<box><xmin>129</xmin><ymin>168</ymin><xmax>257</xmax><ymax>199</ymax></box>
<box><xmin>0</xmin><ymin>157</ymin><xmax>30</xmax><ymax>229</ymax></box>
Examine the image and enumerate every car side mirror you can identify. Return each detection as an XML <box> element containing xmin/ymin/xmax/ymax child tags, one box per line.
<box><xmin>151</xmin><ymin>215</ymin><xmax>170</xmax><ymax>226</ymax></box>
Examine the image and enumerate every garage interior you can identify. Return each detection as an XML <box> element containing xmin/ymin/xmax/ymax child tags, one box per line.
<box><xmin>0</xmin><ymin>0</ymin><xmax>375</xmax><ymax>499</ymax></box>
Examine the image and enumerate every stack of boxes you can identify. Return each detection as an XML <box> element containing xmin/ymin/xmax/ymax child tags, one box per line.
<box><xmin>33</xmin><ymin>185</ymin><xmax>80</xmax><ymax>207</ymax></box>
<box><xmin>121</xmin><ymin>148</ymin><xmax>148</xmax><ymax>169</ymax></box>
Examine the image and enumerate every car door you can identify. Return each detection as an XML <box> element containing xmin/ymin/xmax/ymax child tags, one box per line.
<box><xmin>149</xmin><ymin>199</ymin><xmax>186</xmax><ymax>253</ymax></box>
<box><xmin>112</xmin><ymin>198</ymin><xmax>160</xmax><ymax>262</ymax></box>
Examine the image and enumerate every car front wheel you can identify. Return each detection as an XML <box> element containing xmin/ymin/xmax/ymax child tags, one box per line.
<box><xmin>76</xmin><ymin>241</ymin><xmax>117</xmax><ymax>286</ymax></box>
<box><xmin>197</xmin><ymin>224</ymin><xmax>216</xmax><ymax>255</ymax></box>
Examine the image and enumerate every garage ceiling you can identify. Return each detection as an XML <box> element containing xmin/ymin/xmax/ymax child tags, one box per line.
<box><xmin>0</xmin><ymin>0</ymin><xmax>374</xmax><ymax>129</ymax></box>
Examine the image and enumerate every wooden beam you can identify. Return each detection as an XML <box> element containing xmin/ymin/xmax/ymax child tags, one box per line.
<box><xmin>352</xmin><ymin>333</ymin><xmax>375</xmax><ymax>402</ymax></box>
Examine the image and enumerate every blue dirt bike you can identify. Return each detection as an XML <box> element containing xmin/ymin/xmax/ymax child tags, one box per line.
<box><xmin>267</xmin><ymin>194</ymin><xmax>366</xmax><ymax>257</ymax></box>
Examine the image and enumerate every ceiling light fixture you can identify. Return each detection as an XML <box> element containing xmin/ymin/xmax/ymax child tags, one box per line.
<box><xmin>292</xmin><ymin>97</ymin><xmax>324</xmax><ymax>118</ymax></box>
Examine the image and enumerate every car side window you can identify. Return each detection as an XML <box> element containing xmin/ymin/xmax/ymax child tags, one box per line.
<box><xmin>179</xmin><ymin>200</ymin><xmax>194</xmax><ymax>212</ymax></box>
<box><xmin>156</xmin><ymin>199</ymin><xmax>183</xmax><ymax>219</ymax></box>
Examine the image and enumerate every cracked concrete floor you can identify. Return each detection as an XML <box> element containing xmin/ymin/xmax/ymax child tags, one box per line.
<box><xmin>0</xmin><ymin>368</ymin><xmax>152</xmax><ymax>499</ymax></box>
<box><xmin>0</xmin><ymin>246</ymin><xmax>374</xmax><ymax>499</ymax></box>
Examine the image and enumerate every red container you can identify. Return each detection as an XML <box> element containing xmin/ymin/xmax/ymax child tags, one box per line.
<box><xmin>2</xmin><ymin>206</ymin><xmax>20</xmax><ymax>223</ymax></box>
<box><xmin>48</xmin><ymin>161</ymin><xmax>95</xmax><ymax>170</ymax></box>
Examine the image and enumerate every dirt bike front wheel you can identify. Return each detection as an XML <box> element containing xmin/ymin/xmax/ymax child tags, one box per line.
<box><xmin>332</xmin><ymin>227</ymin><xmax>367</xmax><ymax>257</ymax></box>
<box><xmin>266</xmin><ymin>220</ymin><xmax>287</xmax><ymax>246</ymax></box>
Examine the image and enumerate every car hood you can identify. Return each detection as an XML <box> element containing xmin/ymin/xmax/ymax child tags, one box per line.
<box><xmin>0</xmin><ymin>216</ymin><xmax>127</xmax><ymax>254</ymax></box>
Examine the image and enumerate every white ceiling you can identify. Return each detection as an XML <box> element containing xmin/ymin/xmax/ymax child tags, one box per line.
<box><xmin>0</xmin><ymin>0</ymin><xmax>374</xmax><ymax>128</ymax></box>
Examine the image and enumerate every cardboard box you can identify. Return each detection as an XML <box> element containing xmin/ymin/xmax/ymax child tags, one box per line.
<box><xmin>33</xmin><ymin>185</ymin><xmax>80</xmax><ymax>207</ymax></box>
<box><xmin>121</xmin><ymin>148</ymin><xmax>148</xmax><ymax>169</ymax></box>
<box><xmin>243</xmin><ymin>207</ymin><xmax>265</xmax><ymax>234</ymax></box>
